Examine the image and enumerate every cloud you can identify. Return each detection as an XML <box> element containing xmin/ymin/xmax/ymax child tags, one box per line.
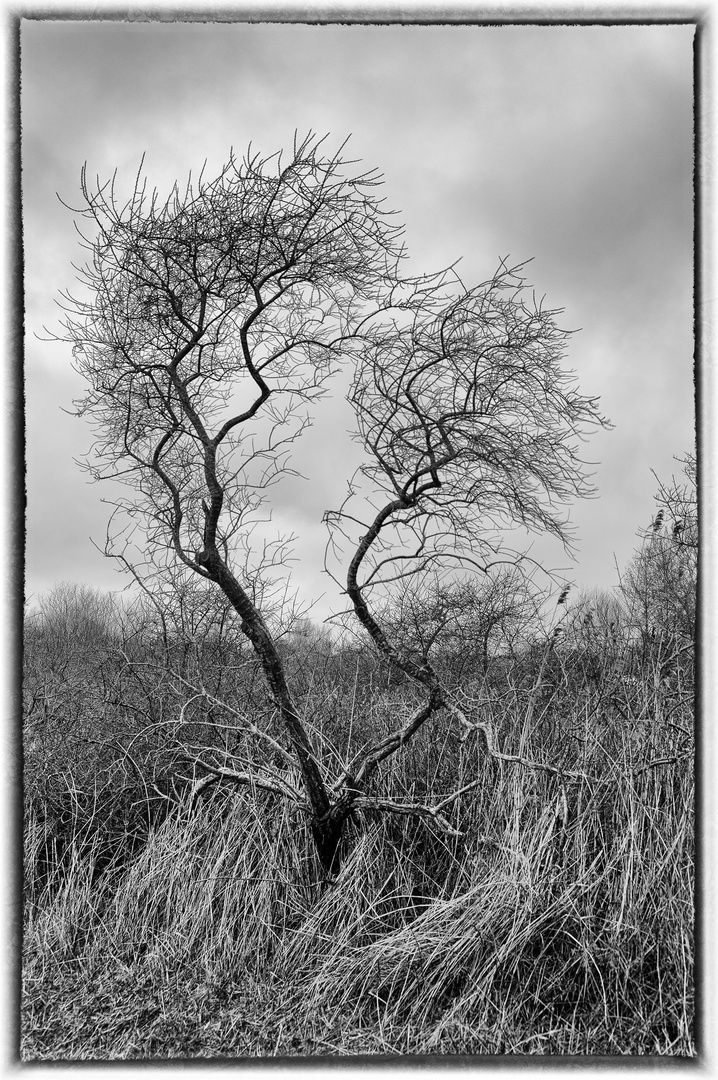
<box><xmin>22</xmin><ymin>20</ymin><xmax>695</xmax><ymax>618</ymax></box>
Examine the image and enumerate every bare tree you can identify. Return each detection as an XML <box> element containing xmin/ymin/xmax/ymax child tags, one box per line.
<box><xmin>23</xmin><ymin>583</ymin><xmax>121</xmax><ymax>805</ymax></box>
<box><xmin>366</xmin><ymin>568</ymin><xmax>542</xmax><ymax>681</ymax></box>
<box><xmin>621</xmin><ymin>453</ymin><xmax>697</xmax><ymax>652</ymax></box>
<box><xmin>54</xmin><ymin>134</ymin><xmax>608</xmax><ymax>871</ymax></box>
<box><xmin>323</xmin><ymin>260</ymin><xmax>607</xmax><ymax>812</ymax></box>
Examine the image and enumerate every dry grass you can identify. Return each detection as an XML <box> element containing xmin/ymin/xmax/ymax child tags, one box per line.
<box><xmin>22</xmin><ymin>645</ymin><xmax>694</xmax><ymax>1059</ymax></box>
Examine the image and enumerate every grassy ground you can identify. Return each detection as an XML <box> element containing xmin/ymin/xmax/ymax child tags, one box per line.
<box><xmin>22</xmin><ymin>652</ymin><xmax>694</xmax><ymax>1059</ymax></box>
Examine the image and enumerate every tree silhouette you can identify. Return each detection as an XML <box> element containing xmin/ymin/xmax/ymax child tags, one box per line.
<box><xmin>54</xmin><ymin>134</ymin><xmax>608</xmax><ymax>872</ymax></box>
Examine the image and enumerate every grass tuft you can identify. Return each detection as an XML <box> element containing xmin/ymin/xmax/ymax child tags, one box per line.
<box><xmin>23</xmin><ymin>642</ymin><xmax>694</xmax><ymax>1058</ymax></box>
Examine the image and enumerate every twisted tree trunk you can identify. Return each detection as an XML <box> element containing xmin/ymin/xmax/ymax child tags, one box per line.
<box><xmin>198</xmin><ymin>546</ymin><xmax>344</xmax><ymax>872</ymax></box>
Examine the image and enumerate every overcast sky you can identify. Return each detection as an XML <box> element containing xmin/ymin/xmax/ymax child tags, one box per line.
<box><xmin>21</xmin><ymin>19</ymin><xmax>695</xmax><ymax>620</ymax></box>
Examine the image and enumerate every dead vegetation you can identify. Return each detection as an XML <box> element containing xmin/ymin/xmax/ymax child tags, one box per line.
<box><xmin>22</xmin><ymin>610</ymin><xmax>694</xmax><ymax>1058</ymax></box>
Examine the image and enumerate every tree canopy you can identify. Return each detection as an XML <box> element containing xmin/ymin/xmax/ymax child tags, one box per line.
<box><xmin>54</xmin><ymin>134</ymin><xmax>609</xmax><ymax>870</ymax></box>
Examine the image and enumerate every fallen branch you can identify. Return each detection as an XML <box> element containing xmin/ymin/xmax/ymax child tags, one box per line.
<box><xmin>183</xmin><ymin>754</ymin><xmax>306</xmax><ymax>808</ymax></box>
<box><xmin>348</xmin><ymin>794</ymin><xmax>462</xmax><ymax>836</ymax></box>
<box><xmin>449</xmin><ymin>705</ymin><xmax>692</xmax><ymax>786</ymax></box>
<box><xmin>630</xmin><ymin>752</ymin><xmax>692</xmax><ymax>776</ymax></box>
